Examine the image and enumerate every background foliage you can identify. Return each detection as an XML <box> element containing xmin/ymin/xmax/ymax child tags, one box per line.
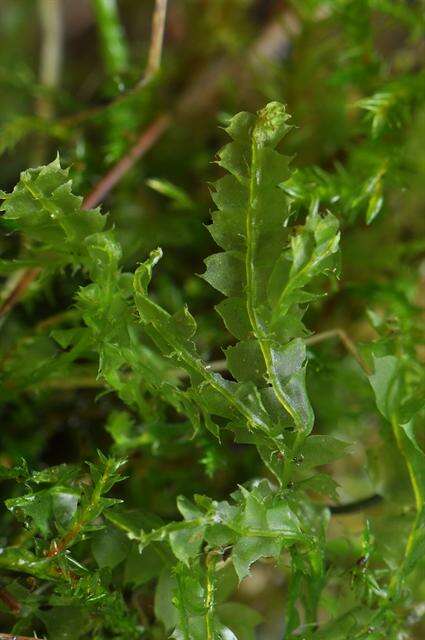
<box><xmin>0</xmin><ymin>1</ymin><xmax>424</xmax><ymax>639</ymax></box>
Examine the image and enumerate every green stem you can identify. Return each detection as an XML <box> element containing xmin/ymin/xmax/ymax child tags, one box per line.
<box><xmin>246</xmin><ymin>138</ymin><xmax>300</xmax><ymax>430</ymax></box>
<box><xmin>205</xmin><ymin>552</ymin><xmax>218</xmax><ymax>640</ymax></box>
<box><xmin>391</xmin><ymin>417</ymin><xmax>423</xmax><ymax>512</ymax></box>
<box><xmin>175</xmin><ymin>569</ymin><xmax>191</xmax><ymax>640</ymax></box>
<box><xmin>91</xmin><ymin>0</ymin><xmax>129</xmax><ymax>77</ymax></box>
<box><xmin>134</xmin><ymin>293</ymin><xmax>272</xmax><ymax>435</ymax></box>
<box><xmin>388</xmin><ymin>415</ymin><xmax>423</xmax><ymax>599</ymax></box>
<box><xmin>48</xmin><ymin>457</ymin><xmax>116</xmax><ymax>557</ymax></box>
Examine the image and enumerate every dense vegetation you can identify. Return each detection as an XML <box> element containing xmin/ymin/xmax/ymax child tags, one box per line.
<box><xmin>0</xmin><ymin>1</ymin><xmax>424</xmax><ymax>639</ymax></box>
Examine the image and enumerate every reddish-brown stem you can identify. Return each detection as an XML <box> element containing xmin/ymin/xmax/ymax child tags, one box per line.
<box><xmin>0</xmin><ymin>634</ymin><xmax>44</xmax><ymax>640</ymax></box>
<box><xmin>0</xmin><ymin>268</ymin><xmax>41</xmax><ymax>319</ymax></box>
<box><xmin>0</xmin><ymin>588</ymin><xmax>21</xmax><ymax>615</ymax></box>
<box><xmin>82</xmin><ymin>113</ymin><xmax>171</xmax><ymax>210</ymax></box>
<box><xmin>306</xmin><ymin>328</ymin><xmax>372</xmax><ymax>375</ymax></box>
<box><xmin>139</xmin><ymin>0</ymin><xmax>168</xmax><ymax>86</ymax></box>
<box><xmin>46</xmin><ymin>522</ymin><xmax>83</xmax><ymax>558</ymax></box>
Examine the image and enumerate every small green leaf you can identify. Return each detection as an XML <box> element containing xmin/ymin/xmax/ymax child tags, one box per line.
<box><xmin>232</xmin><ymin>536</ymin><xmax>282</xmax><ymax>581</ymax></box>
<box><xmin>40</xmin><ymin>605</ymin><xmax>90</xmax><ymax>640</ymax></box>
<box><xmin>169</xmin><ymin>524</ymin><xmax>206</xmax><ymax>565</ymax></box>
<box><xmin>155</xmin><ymin>569</ymin><xmax>179</xmax><ymax>630</ymax></box>
<box><xmin>301</xmin><ymin>435</ymin><xmax>350</xmax><ymax>468</ymax></box>
<box><xmin>124</xmin><ymin>543</ymin><xmax>168</xmax><ymax>585</ymax></box>
<box><xmin>92</xmin><ymin>526</ymin><xmax>130</xmax><ymax>569</ymax></box>
<box><xmin>218</xmin><ymin>602</ymin><xmax>262</xmax><ymax>640</ymax></box>
<box><xmin>146</xmin><ymin>177</ymin><xmax>194</xmax><ymax>209</ymax></box>
<box><xmin>369</xmin><ymin>354</ymin><xmax>402</xmax><ymax>420</ymax></box>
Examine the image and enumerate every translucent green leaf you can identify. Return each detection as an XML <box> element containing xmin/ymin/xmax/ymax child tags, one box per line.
<box><xmin>155</xmin><ymin>569</ymin><xmax>179</xmax><ymax>630</ymax></box>
<box><xmin>369</xmin><ymin>354</ymin><xmax>402</xmax><ymax>420</ymax></box>
<box><xmin>215</xmin><ymin>297</ymin><xmax>251</xmax><ymax>340</ymax></box>
<box><xmin>92</xmin><ymin>526</ymin><xmax>130</xmax><ymax>569</ymax></box>
<box><xmin>124</xmin><ymin>543</ymin><xmax>168</xmax><ymax>586</ymax></box>
<box><xmin>202</xmin><ymin>251</ymin><xmax>244</xmax><ymax>297</ymax></box>
<box><xmin>225</xmin><ymin>339</ymin><xmax>266</xmax><ymax>385</ymax></box>
<box><xmin>232</xmin><ymin>536</ymin><xmax>282</xmax><ymax>581</ymax></box>
<box><xmin>146</xmin><ymin>177</ymin><xmax>194</xmax><ymax>209</ymax></box>
<box><xmin>301</xmin><ymin>435</ymin><xmax>350</xmax><ymax>468</ymax></box>
<box><xmin>40</xmin><ymin>605</ymin><xmax>90</xmax><ymax>640</ymax></box>
<box><xmin>217</xmin><ymin>602</ymin><xmax>262</xmax><ymax>640</ymax></box>
<box><xmin>169</xmin><ymin>524</ymin><xmax>206</xmax><ymax>565</ymax></box>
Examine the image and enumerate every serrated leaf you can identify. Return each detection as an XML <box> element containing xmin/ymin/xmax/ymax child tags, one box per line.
<box><xmin>369</xmin><ymin>354</ymin><xmax>402</xmax><ymax>420</ymax></box>
<box><xmin>215</xmin><ymin>297</ymin><xmax>251</xmax><ymax>340</ymax></box>
<box><xmin>202</xmin><ymin>251</ymin><xmax>244</xmax><ymax>297</ymax></box>
<box><xmin>301</xmin><ymin>435</ymin><xmax>350</xmax><ymax>468</ymax></box>
<box><xmin>0</xmin><ymin>157</ymin><xmax>105</xmax><ymax>272</ymax></box>
<box><xmin>225</xmin><ymin>339</ymin><xmax>266</xmax><ymax>385</ymax></box>
<box><xmin>232</xmin><ymin>536</ymin><xmax>282</xmax><ymax>581</ymax></box>
<box><xmin>297</xmin><ymin>474</ymin><xmax>340</xmax><ymax>500</ymax></box>
<box><xmin>169</xmin><ymin>524</ymin><xmax>206</xmax><ymax>565</ymax></box>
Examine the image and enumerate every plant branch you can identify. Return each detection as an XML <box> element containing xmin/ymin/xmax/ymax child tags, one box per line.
<box><xmin>306</xmin><ymin>328</ymin><xmax>372</xmax><ymax>374</ymax></box>
<box><xmin>82</xmin><ymin>113</ymin><xmax>171</xmax><ymax>210</ymax></box>
<box><xmin>36</xmin><ymin>0</ymin><xmax>63</xmax><ymax>122</ymax></box>
<box><xmin>139</xmin><ymin>0</ymin><xmax>168</xmax><ymax>86</ymax></box>
<box><xmin>0</xmin><ymin>268</ymin><xmax>41</xmax><ymax>320</ymax></box>
<box><xmin>0</xmin><ymin>635</ymin><xmax>45</xmax><ymax>640</ymax></box>
<box><xmin>0</xmin><ymin>587</ymin><xmax>21</xmax><ymax>615</ymax></box>
<box><xmin>47</xmin><ymin>457</ymin><xmax>120</xmax><ymax>557</ymax></box>
<box><xmin>91</xmin><ymin>0</ymin><xmax>129</xmax><ymax>76</ymax></box>
<box><xmin>181</xmin><ymin>328</ymin><xmax>370</xmax><ymax>378</ymax></box>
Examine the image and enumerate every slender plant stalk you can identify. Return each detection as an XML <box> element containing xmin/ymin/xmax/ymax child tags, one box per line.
<box><xmin>0</xmin><ymin>588</ymin><xmax>21</xmax><ymax>615</ymax></box>
<box><xmin>36</xmin><ymin>0</ymin><xmax>63</xmax><ymax>122</ymax></box>
<box><xmin>47</xmin><ymin>458</ymin><xmax>118</xmax><ymax>557</ymax></box>
<box><xmin>139</xmin><ymin>0</ymin><xmax>168</xmax><ymax>86</ymax></box>
<box><xmin>205</xmin><ymin>552</ymin><xmax>218</xmax><ymax>640</ymax></box>
<box><xmin>82</xmin><ymin>113</ymin><xmax>171</xmax><ymax>209</ymax></box>
<box><xmin>91</xmin><ymin>0</ymin><xmax>129</xmax><ymax>76</ymax></box>
<box><xmin>0</xmin><ymin>635</ymin><xmax>45</xmax><ymax>640</ymax></box>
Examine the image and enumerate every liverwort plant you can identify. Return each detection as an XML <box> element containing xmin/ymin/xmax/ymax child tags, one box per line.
<box><xmin>0</xmin><ymin>102</ymin><xmax>424</xmax><ymax>639</ymax></box>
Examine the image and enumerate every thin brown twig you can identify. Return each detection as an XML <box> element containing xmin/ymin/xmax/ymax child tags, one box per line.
<box><xmin>139</xmin><ymin>0</ymin><xmax>168</xmax><ymax>86</ymax></box>
<box><xmin>0</xmin><ymin>587</ymin><xmax>21</xmax><ymax>615</ymax></box>
<box><xmin>0</xmin><ymin>268</ymin><xmax>41</xmax><ymax>319</ymax></box>
<box><xmin>306</xmin><ymin>328</ymin><xmax>371</xmax><ymax>374</ymax></box>
<box><xmin>45</xmin><ymin>5</ymin><xmax>299</xmax><ymax>130</ymax></box>
<box><xmin>82</xmin><ymin>113</ymin><xmax>171</xmax><ymax>210</ymax></box>
<box><xmin>36</xmin><ymin>0</ymin><xmax>63</xmax><ymax>122</ymax></box>
<box><xmin>0</xmin><ymin>634</ymin><xmax>44</xmax><ymax>640</ymax></box>
<box><xmin>32</xmin><ymin>0</ymin><xmax>63</xmax><ymax>165</ymax></box>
